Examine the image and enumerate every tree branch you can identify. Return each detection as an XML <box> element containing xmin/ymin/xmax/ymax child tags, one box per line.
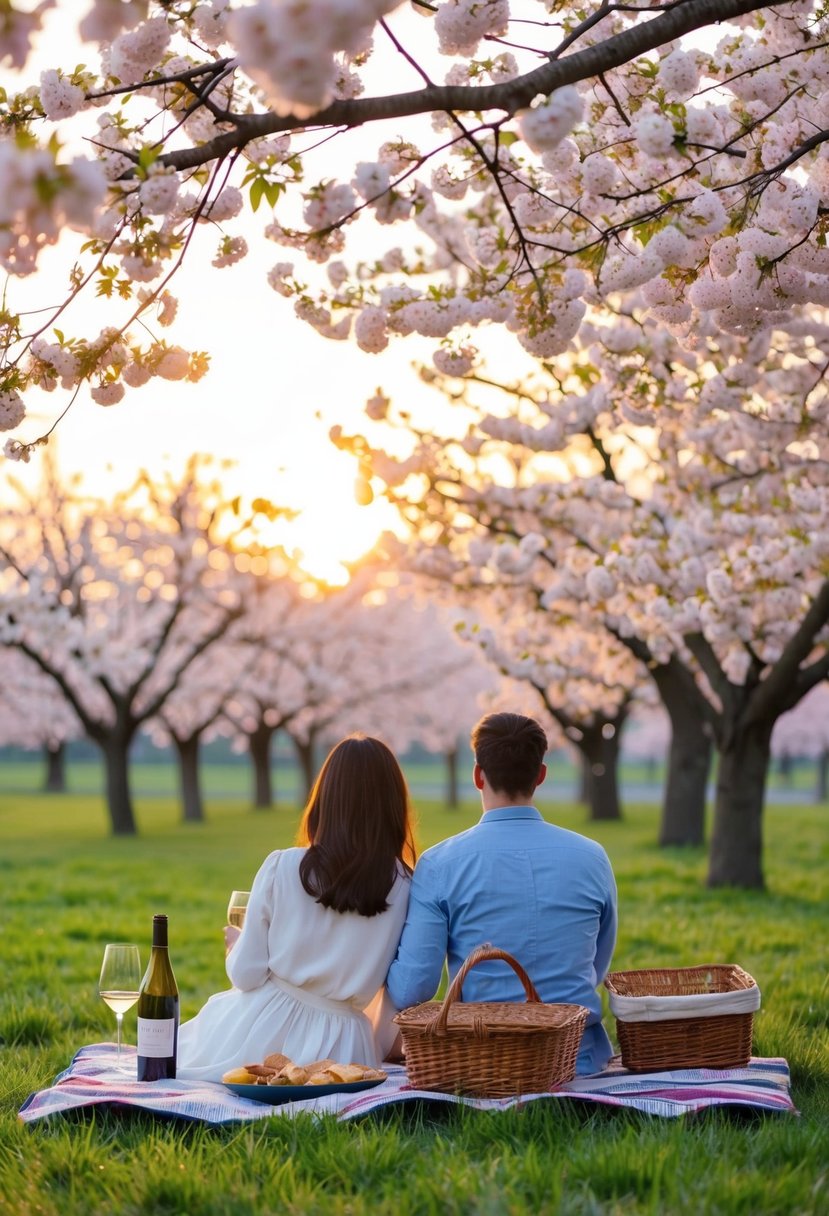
<box><xmin>151</xmin><ymin>0</ymin><xmax>775</xmax><ymax>174</ymax></box>
<box><xmin>134</xmin><ymin>603</ymin><xmax>244</xmax><ymax>726</ymax></box>
<box><xmin>14</xmin><ymin>639</ymin><xmax>97</xmax><ymax>739</ymax></box>
<box><xmin>747</xmin><ymin>579</ymin><xmax>829</xmax><ymax>724</ymax></box>
<box><xmin>684</xmin><ymin>630</ymin><xmax>730</xmax><ymax>707</ymax></box>
<box><xmin>782</xmin><ymin>652</ymin><xmax>829</xmax><ymax>713</ymax></box>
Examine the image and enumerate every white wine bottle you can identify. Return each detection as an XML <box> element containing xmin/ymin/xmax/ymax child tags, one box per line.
<box><xmin>136</xmin><ymin>914</ymin><xmax>179</xmax><ymax>1081</ymax></box>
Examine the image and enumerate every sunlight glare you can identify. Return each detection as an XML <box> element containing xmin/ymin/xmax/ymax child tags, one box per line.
<box><xmin>236</xmin><ymin>448</ymin><xmax>401</xmax><ymax>585</ymax></box>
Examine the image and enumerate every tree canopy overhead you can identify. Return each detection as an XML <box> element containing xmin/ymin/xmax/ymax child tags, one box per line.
<box><xmin>3</xmin><ymin>1</ymin><xmax>828</xmax><ymax>456</ymax></box>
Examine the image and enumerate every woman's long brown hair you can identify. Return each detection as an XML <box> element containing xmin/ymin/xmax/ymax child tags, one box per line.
<box><xmin>297</xmin><ymin>734</ymin><xmax>416</xmax><ymax>916</ymax></box>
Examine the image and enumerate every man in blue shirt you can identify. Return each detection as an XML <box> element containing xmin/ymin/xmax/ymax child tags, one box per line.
<box><xmin>386</xmin><ymin>711</ymin><xmax>618</xmax><ymax>1075</ymax></box>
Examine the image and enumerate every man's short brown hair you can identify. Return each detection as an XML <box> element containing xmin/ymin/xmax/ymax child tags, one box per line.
<box><xmin>470</xmin><ymin>712</ymin><xmax>548</xmax><ymax>799</ymax></box>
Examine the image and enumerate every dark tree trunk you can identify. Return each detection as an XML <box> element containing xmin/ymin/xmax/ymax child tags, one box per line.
<box><xmin>778</xmin><ymin>751</ymin><xmax>793</xmax><ymax>784</ymax></box>
<box><xmin>707</xmin><ymin>722</ymin><xmax>772</xmax><ymax>889</ymax></box>
<box><xmin>660</xmin><ymin>709</ymin><xmax>712</xmax><ymax>846</ymax></box>
<box><xmin>43</xmin><ymin>741</ymin><xmax>66</xmax><ymax>793</ymax></box>
<box><xmin>817</xmin><ymin>750</ymin><xmax>828</xmax><ymax>803</ymax></box>
<box><xmin>174</xmin><ymin>734</ymin><xmax>204</xmax><ymax>823</ymax></box>
<box><xmin>651</xmin><ymin>662</ymin><xmax>712</xmax><ymax>847</ymax></box>
<box><xmin>445</xmin><ymin>747</ymin><xmax>459</xmax><ymax>809</ymax></box>
<box><xmin>578</xmin><ymin>752</ymin><xmax>591</xmax><ymax>805</ymax></box>
<box><xmin>99</xmin><ymin>735</ymin><xmax>137</xmax><ymax>836</ymax></box>
<box><xmin>249</xmin><ymin>723</ymin><xmax>275</xmax><ymax>809</ymax></box>
<box><xmin>578</xmin><ymin>719</ymin><xmax>623</xmax><ymax>821</ymax></box>
<box><xmin>293</xmin><ymin>736</ymin><xmax>316</xmax><ymax>804</ymax></box>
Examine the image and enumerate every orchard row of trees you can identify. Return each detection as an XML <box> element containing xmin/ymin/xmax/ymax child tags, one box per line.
<box><xmin>2</xmin><ymin>456</ymin><xmax>825</xmax><ymax>873</ymax></box>
<box><xmin>0</xmin><ymin>457</ymin><xmax>498</xmax><ymax>834</ymax></box>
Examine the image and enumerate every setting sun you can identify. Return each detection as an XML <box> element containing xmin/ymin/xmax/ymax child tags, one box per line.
<box><xmin>233</xmin><ymin>447</ymin><xmax>401</xmax><ymax>585</ymax></box>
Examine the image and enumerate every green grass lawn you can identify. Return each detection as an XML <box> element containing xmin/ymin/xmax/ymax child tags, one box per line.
<box><xmin>1</xmin><ymin>787</ymin><xmax>827</xmax><ymax>1215</ymax></box>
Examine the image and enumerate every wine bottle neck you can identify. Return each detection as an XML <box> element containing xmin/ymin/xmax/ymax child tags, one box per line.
<box><xmin>151</xmin><ymin>916</ymin><xmax>168</xmax><ymax>949</ymax></box>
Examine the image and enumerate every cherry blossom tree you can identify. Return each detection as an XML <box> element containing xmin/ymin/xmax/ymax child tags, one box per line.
<box><xmin>302</xmin><ymin>585</ymin><xmax>500</xmax><ymax>805</ymax></box>
<box><xmin>3</xmin><ymin>2</ymin><xmax>827</xmax><ymax>457</ymax></box>
<box><xmin>145</xmin><ymin>632</ymin><xmax>255</xmax><ymax>821</ymax></box>
<box><xmin>0</xmin><ymin>646</ymin><xmax>83</xmax><ymax>790</ymax></box>
<box><xmin>216</xmin><ymin>565</ymin><xmax>497</xmax><ymax>806</ymax></box>
<box><xmin>367</xmin><ymin>628</ymin><xmax>498</xmax><ymax>808</ymax></box>
<box><xmin>0</xmin><ymin>456</ymin><xmax>253</xmax><ymax>834</ymax></box>
<box><xmin>401</xmin><ymin>359</ymin><xmax>717</xmax><ymax>845</ymax></box>
<box><xmin>219</xmin><ymin>570</ymin><xmax>335</xmax><ymax>808</ymax></box>
<box><xmin>448</xmin><ymin>584</ymin><xmax>649</xmax><ymax>819</ymax></box>
<box><xmin>335</xmin><ymin>310</ymin><xmax>829</xmax><ymax>887</ymax></box>
<box><xmin>622</xmin><ymin>703</ymin><xmax>672</xmax><ymax>783</ymax></box>
<box><xmin>342</xmin><ymin>370</ymin><xmax>715</xmax><ymax>843</ymax></box>
<box><xmin>771</xmin><ymin>682</ymin><xmax>829</xmax><ymax>802</ymax></box>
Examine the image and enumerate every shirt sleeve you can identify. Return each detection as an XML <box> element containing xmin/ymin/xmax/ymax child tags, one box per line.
<box><xmin>593</xmin><ymin>855</ymin><xmax>618</xmax><ymax>986</ymax></box>
<box><xmin>385</xmin><ymin>850</ymin><xmax>449</xmax><ymax>1011</ymax></box>
<box><xmin>225</xmin><ymin>851</ymin><xmax>278</xmax><ymax>991</ymax></box>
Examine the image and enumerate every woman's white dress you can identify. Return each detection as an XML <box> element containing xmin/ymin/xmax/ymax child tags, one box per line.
<box><xmin>177</xmin><ymin>847</ymin><xmax>410</xmax><ymax>1081</ymax></box>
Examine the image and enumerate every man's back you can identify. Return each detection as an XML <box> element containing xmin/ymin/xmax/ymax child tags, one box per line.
<box><xmin>386</xmin><ymin>806</ymin><xmax>617</xmax><ymax>1074</ymax></box>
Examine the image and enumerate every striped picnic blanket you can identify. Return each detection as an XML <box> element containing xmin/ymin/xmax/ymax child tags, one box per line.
<box><xmin>18</xmin><ymin>1045</ymin><xmax>797</xmax><ymax>1125</ymax></box>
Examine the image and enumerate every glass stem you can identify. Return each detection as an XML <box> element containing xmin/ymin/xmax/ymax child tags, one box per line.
<box><xmin>116</xmin><ymin>1012</ymin><xmax>123</xmax><ymax>1058</ymax></box>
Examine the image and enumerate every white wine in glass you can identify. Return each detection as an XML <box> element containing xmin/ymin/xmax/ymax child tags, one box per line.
<box><xmin>227</xmin><ymin>890</ymin><xmax>250</xmax><ymax>931</ymax></box>
<box><xmin>99</xmin><ymin>943</ymin><xmax>141</xmax><ymax>1058</ymax></box>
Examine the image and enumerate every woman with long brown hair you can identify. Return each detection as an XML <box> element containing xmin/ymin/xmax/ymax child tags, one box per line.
<box><xmin>177</xmin><ymin>735</ymin><xmax>416</xmax><ymax>1081</ymax></box>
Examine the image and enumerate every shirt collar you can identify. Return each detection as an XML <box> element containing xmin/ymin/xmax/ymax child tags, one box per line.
<box><xmin>479</xmin><ymin>805</ymin><xmax>543</xmax><ymax>824</ymax></box>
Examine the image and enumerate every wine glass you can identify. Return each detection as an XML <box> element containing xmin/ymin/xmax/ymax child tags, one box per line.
<box><xmin>98</xmin><ymin>943</ymin><xmax>141</xmax><ymax>1058</ymax></box>
<box><xmin>227</xmin><ymin>890</ymin><xmax>250</xmax><ymax>931</ymax></box>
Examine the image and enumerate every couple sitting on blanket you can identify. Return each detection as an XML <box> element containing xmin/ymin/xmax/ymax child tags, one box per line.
<box><xmin>177</xmin><ymin>712</ymin><xmax>618</xmax><ymax>1083</ymax></box>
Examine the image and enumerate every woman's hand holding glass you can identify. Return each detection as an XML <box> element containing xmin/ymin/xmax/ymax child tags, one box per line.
<box><xmin>227</xmin><ymin>890</ymin><xmax>250</xmax><ymax>930</ymax></box>
<box><xmin>225</xmin><ymin>890</ymin><xmax>250</xmax><ymax>954</ymax></box>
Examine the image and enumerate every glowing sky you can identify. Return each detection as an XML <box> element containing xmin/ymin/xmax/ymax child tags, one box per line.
<box><xmin>1</xmin><ymin>3</ymin><xmax>447</xmax><ymax>583</ymax></box>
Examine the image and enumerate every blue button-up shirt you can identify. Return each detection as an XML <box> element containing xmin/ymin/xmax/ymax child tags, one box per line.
<box><xmin>386</xmin><ymin>806</ymin><xmax>618</xmax><ymax>1074</ymax></box>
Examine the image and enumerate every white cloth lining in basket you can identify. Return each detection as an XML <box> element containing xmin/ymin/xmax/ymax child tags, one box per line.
<box><xmin>608</xmin><ymin>984</ymin><xmax>761</xmax><ymax>1023</ymax></box>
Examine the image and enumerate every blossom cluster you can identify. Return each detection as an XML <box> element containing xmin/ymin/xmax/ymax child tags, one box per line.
<box><xmin>5</xmin><ymin>0</ymin><xmax>829</xmax><ymax>470</ymax></box>
<box><xmin>228</xmin><ymin>0</ymin><xmax>402</xmax><ymax>118</ymax></box>
<box><xmin>342</xmin><ymin>261</ymin><xmax>829</xmax><ymax>742</ymax></box>
<box><xmin>0</xmin><ymin>140</ymin><xmax>107</xmax><ymax>275</ymax></box>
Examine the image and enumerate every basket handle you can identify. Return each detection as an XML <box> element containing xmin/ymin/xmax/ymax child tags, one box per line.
<box><xmin>430</xmin><ymin>945</ymin><xmax>542</xmax><ymax>1036</ymax></box>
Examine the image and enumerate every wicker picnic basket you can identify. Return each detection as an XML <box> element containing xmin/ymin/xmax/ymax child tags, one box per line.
<box><xmin>393</xmin><ymin>945</ymin><xmax>589</xmax><ymax>1097</ymax></box>
<box><xmin>604</xmin><ymin>964</ymin><xmax>760</xmax><ymax>1072</ymax></box>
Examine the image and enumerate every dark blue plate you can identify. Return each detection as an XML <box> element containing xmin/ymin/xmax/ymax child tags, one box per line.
<box><xmin>224</xmin><ymin>1076</ymin><xmax>386</xmax><ymax>1104</ymax></box>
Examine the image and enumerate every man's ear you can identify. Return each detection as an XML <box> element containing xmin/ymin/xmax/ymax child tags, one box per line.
<box><xmin>534</xmin><ymin>763</ymin><xmax>548</xmax><ymax>789</ymax></box>
<box><xmin>473</xmin><ymin>763</ymin><xmax>485</xmax><ymax>791</ymax></box>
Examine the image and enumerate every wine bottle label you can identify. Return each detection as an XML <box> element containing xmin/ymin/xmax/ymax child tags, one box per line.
<box><xmin>137</xmin><ymin>1017</ymin><xmax>176</xmax><ymax>1057</ymax></box>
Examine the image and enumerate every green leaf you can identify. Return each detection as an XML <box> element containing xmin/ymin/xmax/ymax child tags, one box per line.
<box><xmin>264</xmin><ymin>181</ymin><xmax>283</xmax><ymax>208</ymax></box>
<box><xmin>249</xmin><ymin>177</ymin><xmax>265</xmax><ymax>213</ymax></box>
<box><xmin>137</xmin><ymin>145</ymin><xmax>159</xmax><ymax>174</ymax></box>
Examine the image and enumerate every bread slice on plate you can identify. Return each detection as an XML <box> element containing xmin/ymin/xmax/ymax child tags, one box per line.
<box><xmin>263</xmin><ymin>1051</ymin><xmax>291</xmax><ymax>1072</ymax></box>
<box><xmin>278</xmin><ymin>1063</ymin><xmax>310</xmax><ymax>1085</ymax></box>
<box><xmin>325</xmin><ymin>1063</ymin><xmax>369</xmax><ymax>1084</ymax></box>
<box><xmin>221</xmin><ymin>1067</ymin><xmax>259</xmax><ymax>1084</ymax></box>
<box><xmin>302</xmin><ymin>1057</ymin><xmax>336</xmax><ymax>1075</ymax></box>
